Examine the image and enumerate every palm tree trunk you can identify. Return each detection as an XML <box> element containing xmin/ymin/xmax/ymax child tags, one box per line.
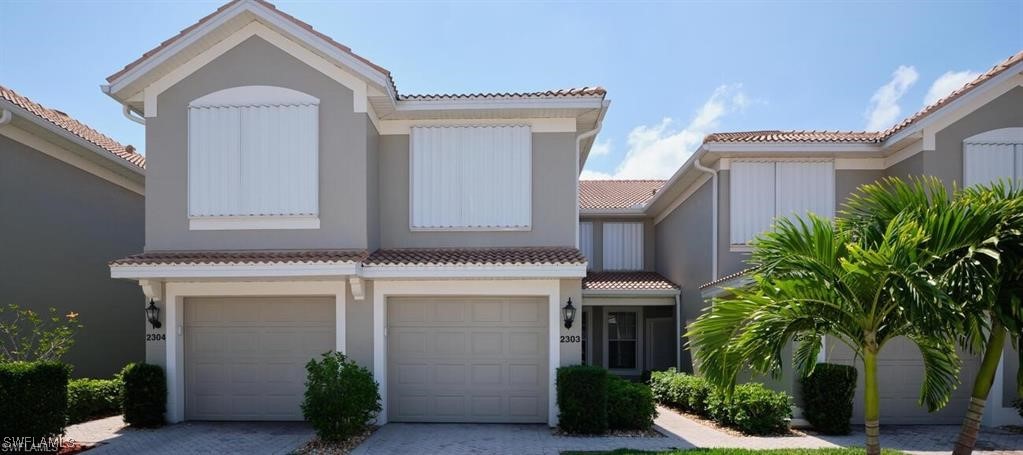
<box><xmin>952</xmin><ymin>320</ymin><xmax>1006</xmax><ymax>455</ymax></box>
<box><xmin>864</xmin><ymin>349</ymin><xmax>881</xmax><ymax>455</ymax></box>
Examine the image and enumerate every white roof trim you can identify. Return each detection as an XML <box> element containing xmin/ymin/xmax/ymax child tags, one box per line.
<box><xmin>582</xmin><ymin>288</ymin><xmax>680</xmax><ymax>297</ymax></box>
<box><xmin>394</xmin><ymin>96</ymin><xmax>605</xmax><ymax>112</ymax></box>
<box><xmin>360</xmin><ymin>264</ymin><xmax>587</xmax><ymax>279</ymax></box>
<box><xmin>110</xmin><ymin>261</ymin><xmax>360</xmax><ymax>279</ymax></box>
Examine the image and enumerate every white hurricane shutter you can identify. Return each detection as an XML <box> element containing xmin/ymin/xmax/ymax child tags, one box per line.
<box><xmin>602</xmin><ymin>222</ymin><xmax>643</xmax><ymax>271</ymax></box>
<box><xmin>964</xmin><ymin>143</ymin><xmax>1016</xmax><ymax>187</ymax></box>
<box><xmin>775</xmin><ymin>161</ymin><xmax>834</xmax><ymax>222</ymax></box>
<box><xmin>579</xmin><ymin>222</ymin><xmax>594</xmax><ymax>269</ymax></box>
<box><xmin>411</xmin><ymin>125</ymin><xmax>531</xmax><ymax>229</ymax></box>
<box><xmin>188</xmin><ymin>86</ymin><xmax>318</xmax><ymax>218</ymax></box>
<box><xmin>730</xmin><ymin>161</ymin><xmax>776</xmax><ymax>245</ymax></box>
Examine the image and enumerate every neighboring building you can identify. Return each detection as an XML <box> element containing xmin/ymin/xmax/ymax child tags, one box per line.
<box><xmin>0</xmin><ymin>85</ymin><xmax>146</xmax><ymax>378</ymax></box>
<box><xmin>105</xmin><ymin>0</ymin><xmax>677</xmax><ymax>426</ymax></box>
<box><xmin>641</xmin><ymin>50</ymin><xmax>1023</xmax><ymax>426</ymax></box>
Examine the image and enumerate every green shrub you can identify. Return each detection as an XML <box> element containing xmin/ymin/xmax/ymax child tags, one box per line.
<box><xmin>607</xmin><ymin>376</ymin><xmax>656</xmax><ymax>430</ymax></box>
<box><xmin>556</xmin><ymin>365</ymin><xmax>608</xmax><ymax>434</ymax></box>
<box><xmin>120</xmin><ymin>363</ymin><xmax>166</xmax><ymax>427</ymax></box>
<box><xmin>718</xmin><ymin>383</ymin><xmax>792</xmax><ymax>435</ymax></box>
<box><xmin>648</xmin><ymin>369</ymin><xmax>713</xmax><ymax>416</ymax></box>
<box><xmin>800</xmin><ymin>363</ymin><xmax>857</xmax><ymax>435</ymax></box>
<box><xmin>302</xmin><ymin>352</ymin><xmax>381</xmax><ymax>441</ymax></box>
<box><xmin>0</xmin><ymin>361</ymin><xmax>70</xmax><ymax>440</ymax></box>
<box><xmin>68</xmin><ymin>378</ymin><xmax>122</xmax><ymax>424</ymax></box>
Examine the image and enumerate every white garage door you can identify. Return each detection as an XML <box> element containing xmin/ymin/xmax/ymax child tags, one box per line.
<box><xmin>184</xmin><ymin>296</ymin><xmax>335</xmax><ymax>420</ymax></box>
<box><xmin>388</xmin><ymin>296</ymin><xmax>549</xmax><ymax>423</ymax></box>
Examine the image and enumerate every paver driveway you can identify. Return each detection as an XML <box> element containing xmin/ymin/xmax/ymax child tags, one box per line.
<box><xmin>66</xmin><ymin>416</ymin><xmax>312</xmax><ymax>455</ymax></box>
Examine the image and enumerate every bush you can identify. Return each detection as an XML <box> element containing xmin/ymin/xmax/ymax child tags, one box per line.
<box><xmin>0</xmin><ymin>304</ymin><xmax>82</xmax><ymax>362</ymax></box>
<box><xmin>649</xmin><ymin>369</ymin><xmax>713</xmax><ymax>416</ymax></box>
<box><xmin>607</xmin><ymin>376</ymin><xmax>656</xmax><ymax>430</ymax></box>
<box><xmin>0</xmin><ymin>361</ymin><xmax>70</xmax><ymax>440</ymax></box>
<box><xmin>556</xmin><ymin>365</ymin><xmax>608</xmax><ymax>434</ymax></box>
<box><xmin>800</xmin><ymin>363</ymin><xmax>857</xmax><ymax>435</ymax></box>
<box><xmin>68</xmin><ymin>378</ymin><xmax>122</xmax><ymax>424</ymax></box>
<box><xmin>121</xmin><ymin>363</ymin><xmax>166</xmax><ymax>427</ymax></box>
<box><xmin>718</xmin><ymin>383</ymin><xmax>792</xmax><ymax>435</ymax></box>
<box><xmin>302</xmin><ymin>352</ymin><xmax>381</xmax><ymax>441</ymax></box>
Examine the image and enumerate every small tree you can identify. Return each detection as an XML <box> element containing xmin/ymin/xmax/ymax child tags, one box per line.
<box><xmin>302</xmin><ymin>352</ymin><xmax>381</xmax><ymax>441</ymax></box>
<box><xmin>0</xmin><ymin>304</ymin><xmax>82</xmax><ymax>362</ymax></box>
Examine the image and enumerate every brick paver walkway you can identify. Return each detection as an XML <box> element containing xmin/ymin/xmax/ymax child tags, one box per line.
<box><xmin>64</xmin><ymin>416</ymin><xmax>312</xmax><ymax>454</ymax></box>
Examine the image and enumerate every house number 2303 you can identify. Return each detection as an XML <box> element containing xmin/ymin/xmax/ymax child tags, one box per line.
<box><xmin>560</xmin><ymin>335</ymin><xmax>581</xmax><ymax>343</ymax></box>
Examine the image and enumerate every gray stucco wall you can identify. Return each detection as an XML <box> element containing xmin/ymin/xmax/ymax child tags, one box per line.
<box><xmin>145</xmin><ymin>36</ymin><xmax>370</xmax><ymax>251</ymax></box>
<box><xmin>1005</xmin><ymin>343</ymin><xmax>1020</xmax><ymax>407</ymax></box>
<box><xmin>886</xmin><ymin>152</ymin><xmax>924</xmax><ymax>181</ymax></box>
<box><xmin>366</xmin><ymin>122</ymin><xmax>380</xmax><ymax>251</ymax></box>
<box><xmin>716</xmin><ymin>170</ymin><xmax>751</xmax><ymax>277</ymax></box>
<box><xmin>926</xmin><ymin>87</ymin><xmax>1023</xmax><ymax>188</ymax></box>
<box><xmin>377</xmin><ymin>132</ymin><xmax>577</xmax><ymax>248</ymax></box>
<box><xmin>836</xmin><ymin>169</ymin><xmax>885</xmax><ymax>208</ymax></box>
<box><xmin>654</xmin><ymin>179</ymin><xmax>713</xmax><ymax>372</ymax></box>
<box><xmin>579</xmin><ymin>217</ymin><xmax>656</xmax><ymax>272</ymax></box>
<box><xmin>0</xmin><ymin>133</ymin><xmax>145</xmax><ymax>378</ymax></box>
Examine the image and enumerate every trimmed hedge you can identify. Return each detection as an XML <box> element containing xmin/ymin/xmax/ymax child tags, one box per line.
<box><xmin>800</xmin><ymin>363</ymin><xmax>857</xmax><ymax>435</ymax></box>
<box><xmin>302</xmin><ymin>352</ymin><xmax>381</xmax><ymax>441</ymax></box>
<box><xmin>607</xmin><ymin>375</ymin><xmax>656</xmax><ymax>430</ymax></box>
<box><xmin>0</xmin><ymin>361</ymin><xmax>70</xmax><ymax>440</ymax></box>
<box><xmin>121</xmin><ymin>363</ymin><xmax>166</xmax><ymax>427</ymax></box>
<box><xmin>556</xmin><ymin>365</ymin><xmax>608</xmax><ymax>434</ymax></box>
<box><xmin>650</xmin><ymin>369</ymin><xmax>791</xmax><ymax>435</ymax></box>
<box><xmin>68</xmin><ymin>378</ymin><xmax>122</xmax><ymax>424</ymax></box>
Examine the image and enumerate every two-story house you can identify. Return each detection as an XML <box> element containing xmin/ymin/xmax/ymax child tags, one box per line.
<box><xmin>640</xmin><ymin>50</ymin><xmax>1023</xmax><ymax>427</ymax></box>
<box><xmin>105</xmin><ymin>0</ymin><xmax>682</xmax><ymax>426</ymax></box>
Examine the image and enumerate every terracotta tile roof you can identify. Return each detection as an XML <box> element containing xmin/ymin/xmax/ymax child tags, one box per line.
<box><xmin>106</xmin><ymin>0</ymin><xmax>395</xmax><ymax>89</ymax></box>
<box><xmin>583</xmin><ymin>271</ymin><xmax>679</xmax><ymax>292</ymax></box>
<box><xmin>110</xmin><ymin>250</ymin><xmax>368</xmax><ymax>266</ymax></box>
<box><xmin>882</xmin><ymin>49</ymin><xmax>1023</xmax><ymax>139</ymax></box>
<box><xmin>398</xmin><ymin>87</ymin><xmax>606</xmax><ymax>101</ymax></box>
<box><xmin>364</xmin><ymin>247</ymin><xmax>586</xmax><ymax>266</ymax></box>
<box><xmin>0</xmin><ymin>85</ymin><xmax>145</xmax><ymax>169</ymax></box>
<box><xmin>703</xmin><ymin>50</ymin><xmax>1023</xmax><ymax>146</ymax></box>
<box><xmin>579</xmin><ymin>180</ymin><xmax>665</xmax><ymax>210</ymax></box>
<box><xmin>699</xmin><ymin>267</ymin><xmax>757</xmax><ymax>290</ymax></box>
<box><xmin>703</xmin><ymin>130</ymin><xmax>883</xmax><ymax>144</ymax></box>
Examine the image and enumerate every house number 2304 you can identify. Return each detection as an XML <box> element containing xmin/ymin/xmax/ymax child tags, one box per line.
<box><xmin>145</xmin><ymin>334</ymin><xmax>166</xmax><ymax>342</ymax></box>
<box><xmin>560</xmin><ymin>335</ymin><xmax>581</xmax><ymax>343</ymax></box>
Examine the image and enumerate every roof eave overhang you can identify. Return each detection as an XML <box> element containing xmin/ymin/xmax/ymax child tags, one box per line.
<box><xmin>0</xmin><ymin>100</ymin><xmax>145</xmax><ymax>178</ymax></box>
<box><xmin>360</xmin><ymin>264</ymin><xmax>588</xmax><ymax>279</ymax></box>
<box><xmin>580</xmin><ymin>208</ymin><xmax>647</xmax><ymax>217</ymax></box>
<box><xmin>110</xmin><ymin>261</ymin><xmax>361</xmax><ymax>279</ymax></box>
<box><xmin>582</xmin><ymin>289</ymin><xmax>680</xmax><ymax>297</ymax></box>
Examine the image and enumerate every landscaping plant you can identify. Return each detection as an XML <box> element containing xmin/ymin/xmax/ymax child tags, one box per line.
<box><xmin>67</xmin><ymin>378</ymin><xmax>123</xmax><ymax>424</ymax></box>
<box><xmin>800</xmin><ymin>363</ymin><xmax>857</xmax><ymax>435</ymax></box>
<box><xmin>0</xmin><ymin>304</ymin><xmax>82</xmax><ymax>362</ymax></box>
<box><xmin>0</xmin><ymin>361</ymin><xmax>70</xmax><ymax>440</ymax></box>
<box><xmin>120</xmin><ymin>363</ymin><xmax>166</xmax><ymax>427</ymax></box>
<box><xmin>688</xmin><ymin>178</ymin><xmax>1001</xmax><ymax>455</ymax></box>
<box><xmin>302</xmin><ymin>352</ymin><xmax>381</xmax><ymax>441</ymax></box>
<box><xmin>649</xmin><ymin>369</ymin><xmax>789</xmax><ymax>434</ymax></box>
<box><xmin>607</xmin><ymin>375</ymin><xmax>656</xmax><ymax>431</ymax></box>
<box><xmin>556</xmin><ymin>365</ymin><xmax>609</xmax><ymax>434</ymax></box>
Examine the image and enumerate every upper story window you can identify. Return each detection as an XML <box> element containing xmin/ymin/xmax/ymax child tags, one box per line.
<box><xmin>410</xmin><ymin>125</ymin><xmax>531</xmax><ymax>230</ymax></box>
<box><xmin>964</xmin><ymin>128</ymin><xmax>1023</xmax><ymax>187</ymax></box>
<box><xmin>602</xmin><ymin>222</ymin><xmax>644</xmax><ymax>271</ymax></box>
<box><xmin>579</xmin><ymin>222</ymin><xmax>594</xmax><ymax>269</ymax></box>
<box><xmin>730</xmin><ymin>160</ymin><xmax>834</xmax><ymax>246</ymax></box>
<box><xmin>187</xmin><ymin>85</ymin><xmax>319</xmax><ymax>230</ymax></box>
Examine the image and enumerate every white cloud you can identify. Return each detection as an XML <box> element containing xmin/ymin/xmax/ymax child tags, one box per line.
<box><xmin>589</xmin><ymin>138</ymin><xmax>612</xmax><ymax>157</ymax></box>
<box><xmin>864</xmin><ymin>65</ymin><xmax>919</xmax><ymax>131</ymax></box>
<box><xmin>924</xmin><ymin>70</ymin><xmax>980</xmax><ymax>106</ymax></box>
<box><xmin>581</xmin><ymin>84</ymin><xmax>749</xmax><ymax>180</ymax></box>
<box><xmin>580</xmin><ymin>169</ymin><xmax>613</xmax><ymax>180</ymax></box>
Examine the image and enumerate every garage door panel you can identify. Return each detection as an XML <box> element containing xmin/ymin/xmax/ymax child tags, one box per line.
<box><xmin>184</xmin><ymin>296</ymin><xmax>335</xmax><ymax>421</ymax></box>
<box><xmin>388</xmin><ymin>296</ymin><xmax>548</xmax><ymax>423</ymax></box>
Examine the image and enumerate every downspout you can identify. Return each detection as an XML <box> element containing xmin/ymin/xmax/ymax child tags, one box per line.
<box><xmin>0</xmin><ymin>109</ymin><xmax>11</xmax><ymax>126</ymax></box>
<box><xmin>693</xmin><ymin>156</ymin><xmax>718</xmax><ymax>280</ymax></box>
<box><xmin>122</xmin><ymin>104</ymin><xmax>146</xmax><ymax>126</ymax></box>
<box><xmin>575</xmin><ymin>124</ymin><xmax>603</xmax><ymax>249</ymax></box>
<box><xmin>675</xmin><ymin>292</ymin><xmax>682</xmax><ymax>369</ymax></box>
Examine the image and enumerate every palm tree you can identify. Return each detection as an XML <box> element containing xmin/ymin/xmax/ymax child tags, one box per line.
<box><xmin>842</xmin><ymin>179</ymin><xmax>1023</xmax><ymax>455</ymax></box>
<box><xmin>687</xmin><ymin>178</ymin><xmax>999</xmax><ymax>455</ymax></box>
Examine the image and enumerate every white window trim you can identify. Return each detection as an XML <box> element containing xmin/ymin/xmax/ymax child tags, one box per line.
<box><xmin>408</xmin><ymin>125</ymin><xmax>533</xmax><ymax>231</ymax></box>
<box><xmin>602</xmin><ymin>306</ymin><xmax>644</xmax><ymax>375</ymax></box>
<box><xmin>730</xmin><ymin>159</ymin><xmax>835</xmax><ymax>248</ymax></box>
<box><xmin>188</xmin><ymin>215</ymin><xmax>320</xmax><ymax>230</ymax></box>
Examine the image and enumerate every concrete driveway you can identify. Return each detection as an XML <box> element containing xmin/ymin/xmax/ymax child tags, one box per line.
<box><xmin>66</xmin><ymin>416</ymin><xmax>313</xmax><ymax>455</ymax></box>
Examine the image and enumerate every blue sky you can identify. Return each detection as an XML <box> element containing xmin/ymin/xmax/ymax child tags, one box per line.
<box><xmin>1</xmin><ymin>0</ymin><xmax>1020</xmax><ymax>179</ymax></box>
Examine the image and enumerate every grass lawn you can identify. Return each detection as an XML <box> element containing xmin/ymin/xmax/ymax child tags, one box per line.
<box><xmin>563</xmin><ymin>449</ymin><xmax>906</xmax><ymax>455</ymax></box>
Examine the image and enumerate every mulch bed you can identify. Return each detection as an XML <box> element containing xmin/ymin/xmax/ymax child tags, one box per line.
<box><xmin>292</xmin><ymin>427</ymin><xmax>377</xmax><ymax>455</ymax></box>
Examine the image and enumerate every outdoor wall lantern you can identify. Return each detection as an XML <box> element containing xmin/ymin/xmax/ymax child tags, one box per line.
<box><xmin>562</xmin><ymin>298</ymin><xmax>577</xmax><ymax>329</ymax></box>
<box><xmin>146</xmin><ymin>299</ymin><xmax>162</xmax><ymax>329</ymax></box>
